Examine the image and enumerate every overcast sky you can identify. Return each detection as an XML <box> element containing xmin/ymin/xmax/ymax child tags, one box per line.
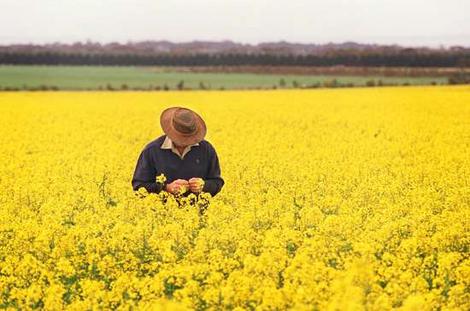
<box><xmin>1</xmin><ymin>0</ymin><xmax>469</xmax><ymax>47</ymax></box>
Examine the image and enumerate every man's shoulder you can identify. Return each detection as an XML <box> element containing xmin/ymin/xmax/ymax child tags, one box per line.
<box><xmin>143</xmin><ymin>135</ymin><xmax>166</xmax><ymax>152</ymax></box>
<box><xmin>198</xmin><ymin>139</ymin><xmax>217</xmax><ymax>153</ymax></box>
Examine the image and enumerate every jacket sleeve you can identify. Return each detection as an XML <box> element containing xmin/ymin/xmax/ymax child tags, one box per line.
<box><xmin>202</xmin><ymin>143</ymin><xmax>225</xmax><ymax>196</ymax></box>
<box><xmin>131</xmin><ymin>148</ymin><xmax>165</xmax><ymax>194</ymax></box>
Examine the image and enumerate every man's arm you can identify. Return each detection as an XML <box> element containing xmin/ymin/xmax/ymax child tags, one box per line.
<box><xmin>202</xmin><ymin>143</ymin><xmax>224</xmax><ymax>196</ymax></box>
<box><xmin>131</xmin><ymin>148</ymin><xmax>165</xmax><ymax>194</ymax></box>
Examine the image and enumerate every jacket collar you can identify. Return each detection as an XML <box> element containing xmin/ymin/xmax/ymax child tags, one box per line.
<box><xmin>161</xmin><ymin>135</ymin><xmax>199</xmax><ymax>159</ymax></box>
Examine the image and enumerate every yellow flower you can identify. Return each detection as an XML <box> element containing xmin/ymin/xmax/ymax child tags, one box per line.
<box><xmin>135</xmin><ymin>186</ymin><xmax>149</xmax><ymax>198</ymax></box>
<box><xmin>0</xmin><ymin>86</ymin><xmax>468</xmax><ymax>310</ymax></box>
<box><xmin>156</xmin><ymin>173</ymin><xmax>167</xmax><ymax>184</ymax></box>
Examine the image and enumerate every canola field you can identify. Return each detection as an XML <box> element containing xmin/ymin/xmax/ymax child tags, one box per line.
<box><xmin>0</xmin><ymin>86</ymin><xmax>469</xmax><ymax>310</ymax></box>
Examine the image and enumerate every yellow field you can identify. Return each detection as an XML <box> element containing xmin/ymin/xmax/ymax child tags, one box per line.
<box><xmin>0</xmin><ymin>86</ymin><xmax>469</xmax><ymax>310</ymax></box>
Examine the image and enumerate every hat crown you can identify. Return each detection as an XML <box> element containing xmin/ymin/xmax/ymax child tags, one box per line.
<box><xmin>172</xmin><ymin>108</ymin><xmax>197</xmax><ymax>134</ymax></box>
<box><xmin>160</xmin><ymin>106</ymin><xmax>206</xmax><ymax>146</ymax></box>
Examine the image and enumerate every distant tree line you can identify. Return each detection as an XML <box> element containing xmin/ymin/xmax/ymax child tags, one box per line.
<box><xmin>0</xmin><ymin>50</ymin><xmax>469</xmax><ymax>67</ymax></box>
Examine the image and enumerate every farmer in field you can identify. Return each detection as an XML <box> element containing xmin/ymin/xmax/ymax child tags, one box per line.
<box><xmin>132</xmin><ymin>107</ymin><xmax>224</xmax><ymax>197</ymax></box>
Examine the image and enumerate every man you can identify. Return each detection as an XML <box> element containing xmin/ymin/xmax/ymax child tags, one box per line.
<box><xmin>132</xmin><ymin>107</ymin><xmax>224</xmax><ymax>197</ymax></box>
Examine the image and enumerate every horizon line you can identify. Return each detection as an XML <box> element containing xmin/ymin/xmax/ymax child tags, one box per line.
<box><xmin>1</xmin><ymin>38</ymin><xmax>469</xmax><ymax>49</ymax></box>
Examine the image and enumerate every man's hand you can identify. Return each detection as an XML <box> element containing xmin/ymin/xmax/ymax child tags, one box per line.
<box><xmin>165</xmin><ymin>179</ymin><xmax>189</xmax><ymax>194</ymax></box>
<box><xmin>189</xmin><ymin>177</ymin><xmax>205</xmax><ymax>193</ymax></box>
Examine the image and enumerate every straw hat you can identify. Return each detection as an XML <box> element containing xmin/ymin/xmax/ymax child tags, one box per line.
<box><xmin>160</xmin><ymin>107</ymin><xmax>207</xmax><ymax>146</ymax></box>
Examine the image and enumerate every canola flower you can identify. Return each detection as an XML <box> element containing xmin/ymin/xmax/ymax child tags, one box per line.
<box><xmin>0</xmin><ymin>86</ymin><xmax>469</xmax><ymax>310</ymax></box>
<box><xmin>156</xmin><ymin>173</ymin><xmax>167</xmax><ymax>185</ymax></box>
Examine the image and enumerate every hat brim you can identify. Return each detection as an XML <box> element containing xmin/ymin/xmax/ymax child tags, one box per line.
<box><xmin>160</xmin><ymin>107</ymin><xmax>207</xmax><ymax>146</ymax></box>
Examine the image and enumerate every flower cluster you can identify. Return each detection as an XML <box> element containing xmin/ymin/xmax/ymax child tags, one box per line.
<box><xmin>0</xmin><ymin>86</ymin><xmax>468</xmax><ymax>310</ymax></box>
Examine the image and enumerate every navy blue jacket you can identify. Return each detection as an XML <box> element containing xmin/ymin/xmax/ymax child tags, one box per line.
<box><xmin>132</xmin><ymin>135</ymin><xmax>224</xmax><ymax>196</ymax></box>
